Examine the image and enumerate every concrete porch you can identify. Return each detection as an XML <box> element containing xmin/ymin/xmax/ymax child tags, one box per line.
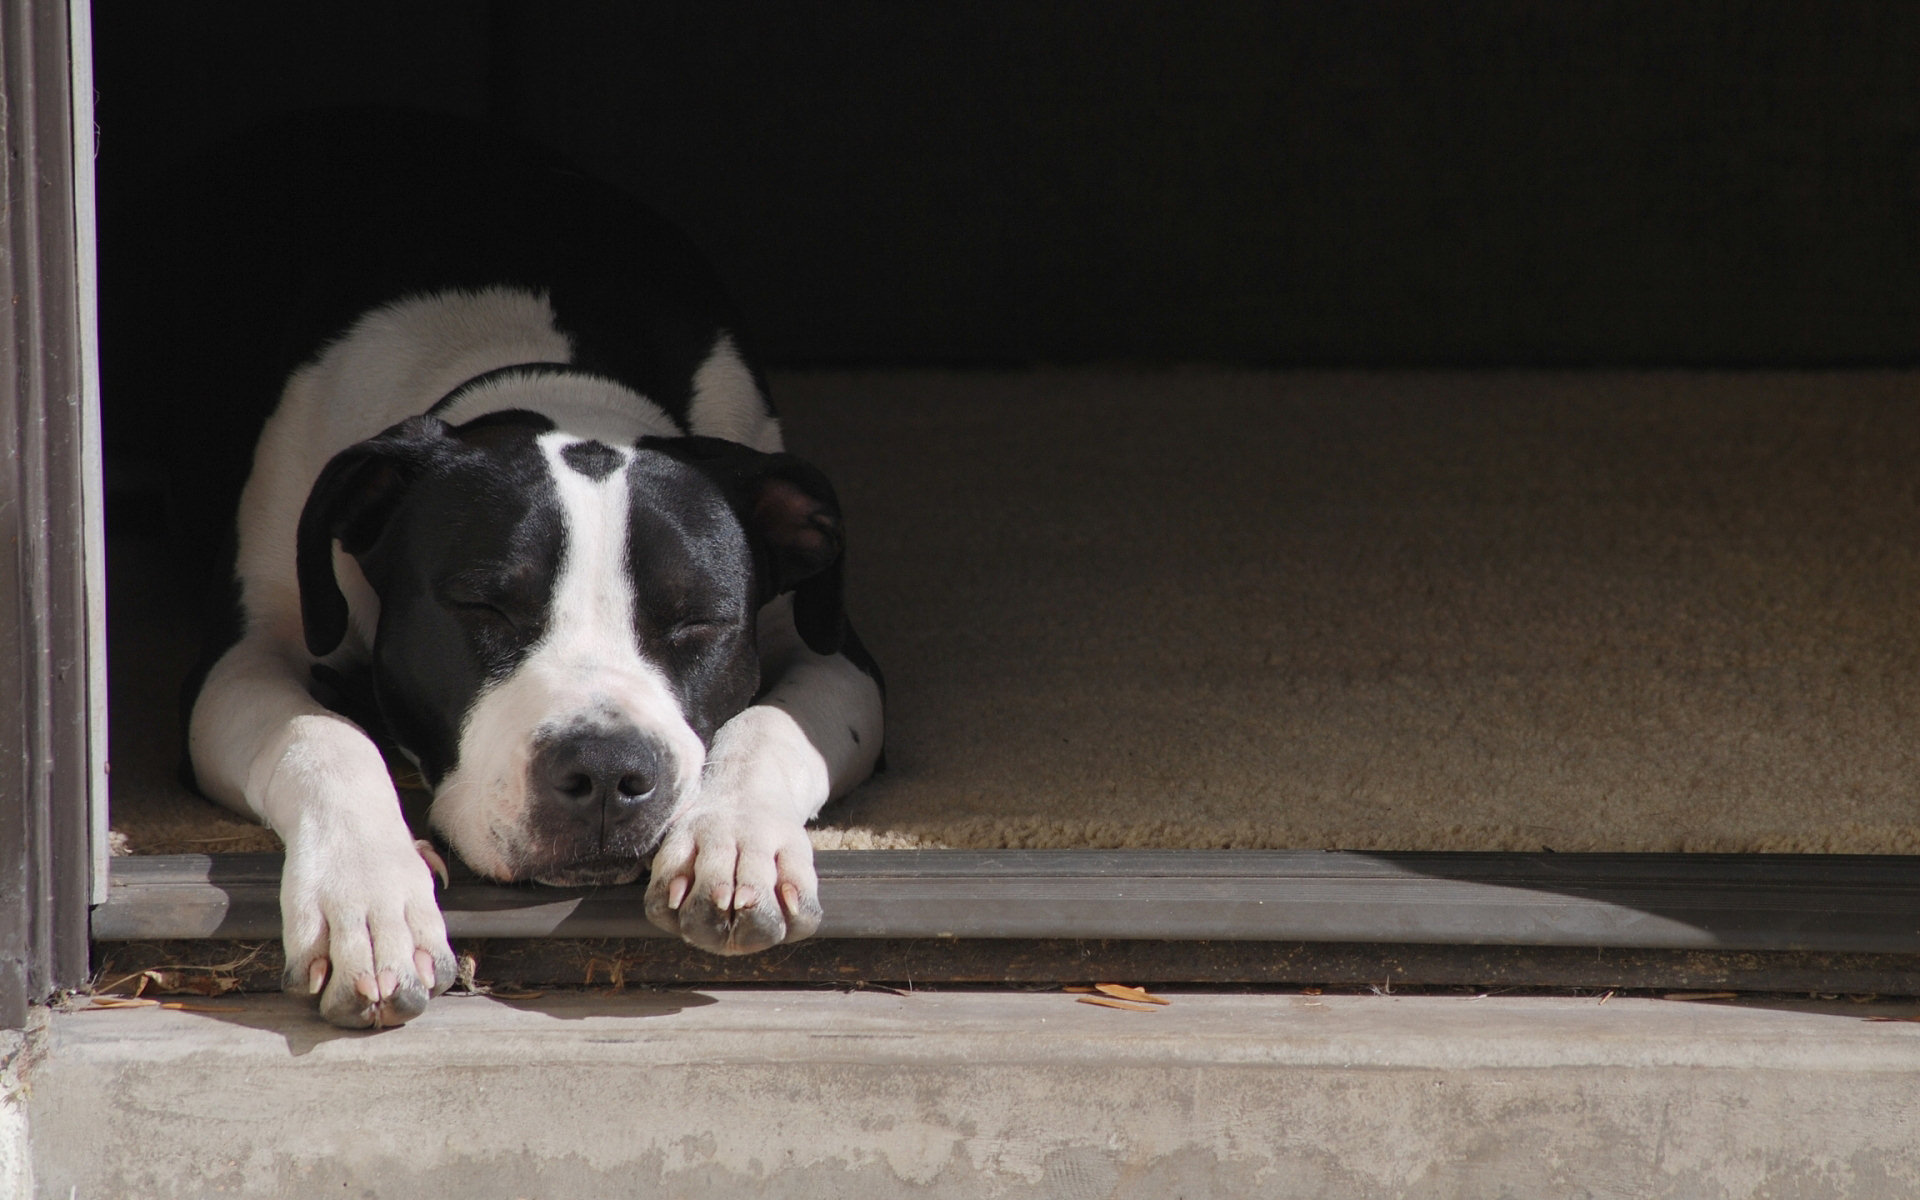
<box><xmin>11</xmin><ymin>986</ymin><xmax>1920</xmax><ymax>1198</ymax></box>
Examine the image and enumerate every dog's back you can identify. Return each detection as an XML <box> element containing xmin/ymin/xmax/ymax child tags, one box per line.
<box><xmin>105</xmin><ymin>108</ymin><xmax>765</xmax><ymax>577</ymax></box>
<box><xmin>106</xmin><ymin>110</ymin><xmax>782</xmax><ymax>744</ymax></box>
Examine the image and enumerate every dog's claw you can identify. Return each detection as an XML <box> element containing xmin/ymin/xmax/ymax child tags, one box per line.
<box><xmin>307</xmin><ymin>957</ymin><xmax>330</xmax><ymax>996</ymax></box>
<box><xmin>645</xmin><ymin>813</ymin><xmax>824</xmax><ymax>954</ymax></box>
<box><xmin>317</xmin><ymin>963</ymin><xmax>432</xmax><ymax>1030</ymax></box>
<box><xmin>415</xmin><ymin>839</ymin><xmax>450</xmax><ymax>889</ymax></box>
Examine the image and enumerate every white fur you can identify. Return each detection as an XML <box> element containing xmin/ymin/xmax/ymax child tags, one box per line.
<box><xmin>228</xmin><ymin>287</ymin><xmax>575</xmax><ymax>667</ymax></box>
<box><xmin>191</xmin><ymin>286</ymin><xmax>582</xmax><ymax>1024</ymax></box>
<box><xmin>191</xmin><ymin>285</ymin><xmax>884</xmax><ymax>1023</ymax></box>
<box><xmin>436</xmin><ymin>372</ymin><xmax>680</xmax><ymax>443</ymax></box>
<box><xmin>643</xmin><ymin>591</ymin><xmax>883</xmax><ymax>950</ymax></box>
<box><xmin>187</xmin><ymin>634</ymin><xmax>452</xmax><ymax>1027</ymax></box>
<box><xmin>688</xmin><ymin>332</ymin><xmax>783</xmax><ymax>452</ymax></box>
<box><xmin>429</xmin><ymin>432</ymin><xmax>707</xmax><ymax>880</ymax></box>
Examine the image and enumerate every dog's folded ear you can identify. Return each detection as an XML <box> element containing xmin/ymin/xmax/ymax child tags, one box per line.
<box><xmin>643</xmin><ymin>436</ymin><xmax>848</xmax><ymax>656</ymax></box>
<box><xmin>750</xmin><ymin>468</ymin><xmax>847</xmax><ymax>656</ymax></box>
<box><xmin>296</xmin><ymin>416</ymin><xmax>454</xmax><ymax>657</ymax></box>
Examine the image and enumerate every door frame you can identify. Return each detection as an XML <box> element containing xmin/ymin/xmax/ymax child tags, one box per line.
<box><xmin>0</xmin><ymin>0</ymin><xmax>106</xmax><ymax>1028</ymax></box>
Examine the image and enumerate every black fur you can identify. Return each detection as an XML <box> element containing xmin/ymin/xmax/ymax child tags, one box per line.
<box><xmin>107</xmin><ymin>108</ymin><xmax>882</xmax><ymax>799</ymax></box>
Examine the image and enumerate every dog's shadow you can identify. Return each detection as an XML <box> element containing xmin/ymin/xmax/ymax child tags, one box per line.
<box><xmin>182</xmin><ymin>987</ymin><xmax>718</xmax><ymax>1057</ymax></box>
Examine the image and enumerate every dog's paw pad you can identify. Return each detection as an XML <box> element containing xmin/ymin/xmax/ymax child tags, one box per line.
<box><xmin>319</xmin><ymin>966</ymin><xmax>432</xmax><ymax>1029</ymax></box>
<box><xmin>645</xmin><ymin>812</ymin><xmax>821</xmax><ymax>955</ymax></box>
<box><xmin>280</xmin><ymin>836</ymin><xmax>458</xmax><ymax>1029</ymax></box>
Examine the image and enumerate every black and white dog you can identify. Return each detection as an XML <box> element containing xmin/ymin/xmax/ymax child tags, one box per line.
<box><xmin>119</xmin><ymin>112</ymin><xmax>883</xmax><ymax>1027</ymax></box>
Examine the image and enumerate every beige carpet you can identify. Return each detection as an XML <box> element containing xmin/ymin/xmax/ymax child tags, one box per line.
<box><xmin>110</xmin><ymin>370</ymin><xmax>1920</xmax><ymax>856</ymax></box>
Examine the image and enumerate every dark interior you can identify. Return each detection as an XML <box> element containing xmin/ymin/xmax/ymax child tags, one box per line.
<box><xmin>93</xmin><ymin>2</ymin><xmax>1917</xmax><ymax>372</ymax></box>
<box><xmin>90</xmin><ymin>3</ymin><xmax>1920</xmax><ymax>857</ymax></box>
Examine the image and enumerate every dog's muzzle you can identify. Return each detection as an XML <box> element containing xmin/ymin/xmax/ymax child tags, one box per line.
<box><xmin>524</xmin><ymin>721</ymin><xmax>673</xmax><ymax>884</ymax></box>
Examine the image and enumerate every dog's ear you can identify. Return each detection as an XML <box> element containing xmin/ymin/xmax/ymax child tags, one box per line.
<box><xmin>749</xmin><ymin>466</ymin><xmax>846</xmax><ymax>656</ymax></box>
<box><xmin>296</xmin><ymin>416</ymin><xmax>453</xmax><ymax>657</ymax></box>
<box><xmin>643</xmin><ymin>436</ymin><xmax>847</xmax><ymax>656</ymax></box>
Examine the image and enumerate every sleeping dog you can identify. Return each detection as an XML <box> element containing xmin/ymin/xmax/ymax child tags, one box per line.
<box><xmin>133</xmin><ymin>113</ymin><xmax>884</xmax><ymax>1027</ymax></box>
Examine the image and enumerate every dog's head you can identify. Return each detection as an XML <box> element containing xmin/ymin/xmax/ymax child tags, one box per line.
<box><xmin>296</xmin><ymin>411</ymin><xmax>845</xmax><ymax>885</ymax></box>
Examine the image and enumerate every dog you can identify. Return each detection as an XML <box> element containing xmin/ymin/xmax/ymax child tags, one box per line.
<box><xmin>119</xmin><ymin>112</ymin><xmax>884</xmax><ymax>1028</ymax></box>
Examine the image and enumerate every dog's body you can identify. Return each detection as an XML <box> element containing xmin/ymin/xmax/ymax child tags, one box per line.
<box><xmin>127</xmin><ymin>114</ymin><xmax>883</xmax><ymax>1027</ymax></box>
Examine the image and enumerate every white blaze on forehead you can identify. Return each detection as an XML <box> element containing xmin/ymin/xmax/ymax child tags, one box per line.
<box><xmin>547</xmin><ymin>439</ymin><xmax>634</xmax><ymax>636</ymax></box>
<box><xmin>427</xmin><ymin>431</ymin><xmax>708</xmax><ymax>879</ymax></box>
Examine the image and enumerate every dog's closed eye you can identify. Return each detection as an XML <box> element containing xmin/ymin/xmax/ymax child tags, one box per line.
<box><xmin>439</xmin><ymin>570</ymin><xmax>543</xmax><ymax>633</ymax></box>
<box><xmin>448</xmin><ymin>598</ymin><xmax>523</xmax><ymax>630</ymax></box>
<box><xmin>667</xmin><ymin>618</ymin><xmax>730</xmax><ymax>646</ymax></box>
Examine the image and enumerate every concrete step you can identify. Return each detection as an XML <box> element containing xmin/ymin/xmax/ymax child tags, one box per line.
<box><xmin>15</xmin><ymin>988</ymin><xmax>1920</xmax><ymax>1198</ymax></box>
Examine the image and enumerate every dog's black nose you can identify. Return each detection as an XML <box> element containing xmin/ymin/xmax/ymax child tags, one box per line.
<box><xmin>530</xmin><ymin>725</ymin><xmax>664</xmax><ymax>831</ymax></box>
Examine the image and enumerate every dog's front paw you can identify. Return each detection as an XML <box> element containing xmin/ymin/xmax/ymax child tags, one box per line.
<box><xmin>280</xmin><ymin>836</ymin><xmax>458</xmax><ymax>1028</ymax></box>
<box><xmin>645</xmin><ymin>807</ymin><xmax>822</xmax><ymax>955</ymax></box>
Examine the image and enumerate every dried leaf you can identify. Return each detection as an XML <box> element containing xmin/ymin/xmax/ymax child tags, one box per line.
<box><xmin>79</xmin><ymin>996</ymin><xmax>159</xmax><ymax>1010</ymax></box>
<box><xmin>159</xmin><ymin>1002</ymin><xmax>244</xmax><ymax>1012</ymax></box>
<box><xmin>581</xmin><ymin>957</ymin><xmax>626</xmax><ymax>988</ymax></box>
<box><xmin>1865</xmin><ymin>1015</ymin><xmax>1920</xmax><ymax>1023</ymax></box>
<box><xmin>1663</xmin><ymin>991</ymin><xmax>1739</xmax><ymax>1002</ymax></box>
<box><xmin>165</xmin><ymin>971</ymin><xmax>239</xmax><ymax>997</ymax></box>
<box><xmin>1094</xmin><ymin>983</ymin><xmax>1170</xmax><ymax>1006</ymax></box>
<box><xmin>94</xmin><ymin>944</ymin><xmax>265</xmax><ymax>1000</ymax></box>
<box><xmin>451</xmin><ymin>953</ymin><xmax>483</xmax><ymax>994</ymax></box>
<box><xmin>1078</xmin><ymin>995</ymin><xmax>1159</xmax><ymax>1012</ymax></box>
